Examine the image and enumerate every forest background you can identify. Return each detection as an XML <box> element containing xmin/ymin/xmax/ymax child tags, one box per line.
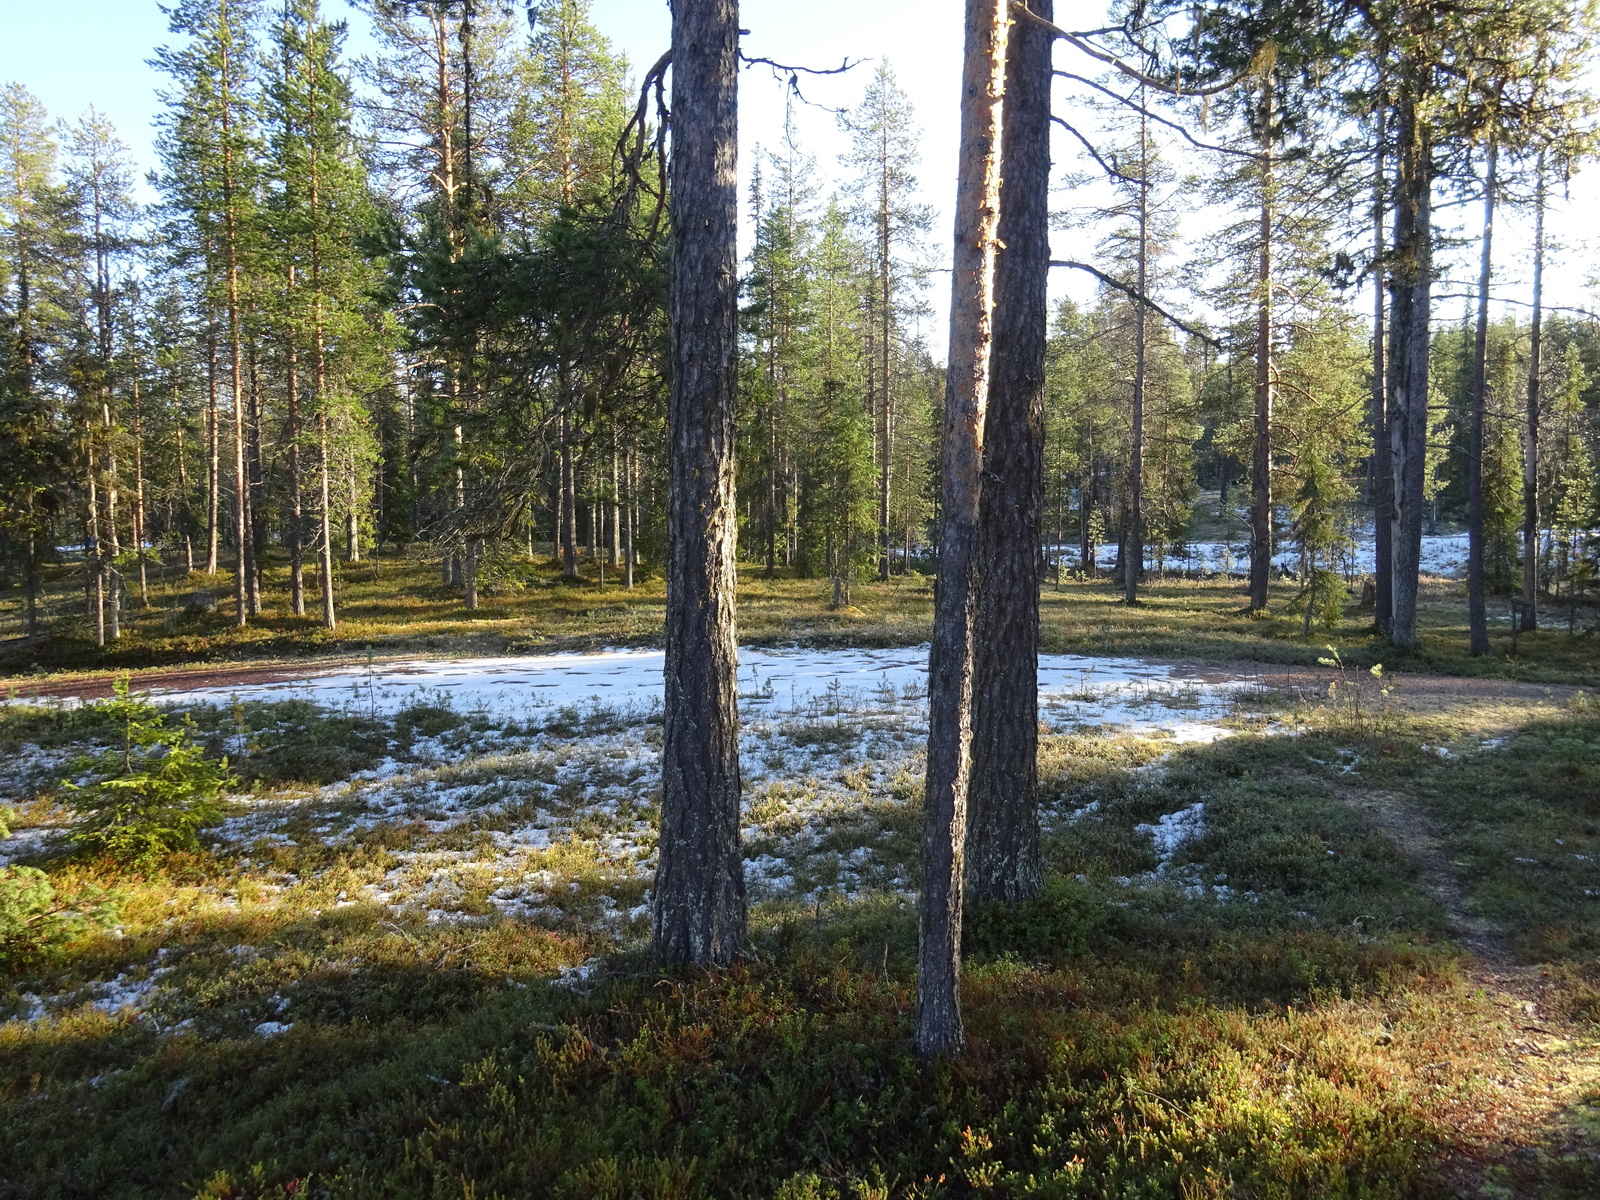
<box><xmin>1</xmin><ymin>0</ymin><xmax>1598</xmax><ymax>654</ymax></box>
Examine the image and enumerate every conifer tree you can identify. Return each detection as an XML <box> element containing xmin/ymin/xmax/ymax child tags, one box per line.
<box><xmin>653</xmin><ymin>0</ymin><xmax>746</xmax><ymax>968</ymax></box>
<box><xmin>0</xmin><ymin>85</ymin><xmax>70</xmax><ymax>639</ymax></box>
<box><xmin>840</xmin><ymin>63</ymin><xmax>932</xmax><ymax>581</ymax></box>
<box><xmin>155</xmin><ymin>0</ymin><xmax>265</xmax><ymax>628</ymax></box>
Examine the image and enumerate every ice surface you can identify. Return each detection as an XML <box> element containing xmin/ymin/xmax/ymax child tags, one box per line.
<box><xmin>128</xmin><ymin>645</ymin><xmax>1256</xmax><ymax>744</ymax></box>
<box><xmin>1048</xmin><ymin>532</ymin><xmax>1475</xmax><ymax>579</ymax></box>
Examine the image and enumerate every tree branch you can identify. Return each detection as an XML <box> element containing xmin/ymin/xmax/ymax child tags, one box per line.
<box><xmin>1050</xmin><ymin>260</ymin><xmax>1222</xmax><ymax>348</ymax></box>
<box><xmin>1015</xmin><ymin>2</ymin><xmax>1256</xmax><ymax>97</ymax></box>
<box><xmin>1053</xmin><ymin>71</ymin><xmax>1261</xmax><ymax>160</ymax></box>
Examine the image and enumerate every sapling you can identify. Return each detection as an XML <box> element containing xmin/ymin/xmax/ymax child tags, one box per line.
<box><xmin>0</xmin><ymin>806</ymin><xmax>116</xmax><ymax>964</ymax></box>
<box><xmin>63</xmin><ymin>677</ymin><xmax>234</xmax><ymax>863</ymax></box>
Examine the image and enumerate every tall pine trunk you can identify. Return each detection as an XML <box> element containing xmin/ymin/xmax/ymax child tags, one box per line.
<box><xmin>1122</xmin><ymin>98</ymin><xmax>1150</xmax><ymax>607</ymax></box>
<box><xmin>1466</xmin><ymin>138</ymin><xmax>1497</xmax><ymax>657</ymax></box>
<box><xmin>206</xmin><ymin>320</ymin><xmax>220</xmax><ymax>575</ymax></box>
<box><xmin>919</xmin><ymin>0</ymin><xmax>1009</xmax><ymax>1059</ymax></box>
<box><xmin>967</xmin><ymin>0</ymin><xmax>1047</xmax><ymax>906</ymax></box>
<box><xmin>1249</xmin><ymin>79</ymin><xmax>1275</xmax><ymax>613</ymax></box>
<box><xmin>1371</xmin><ymin>106</ymin><xmax>1393</xmax><ymax>632</ymax></box>
<box><xmin>652</xmin><ymin>0</ymin><xmax>747</xmax><ymax>968</ymax></box>
<box><xmin>1521</xmin><ymin>158</ymin><xmax>1545</xmax><ymax>631</ymax></box>
<box><xmin>285</xmin><ymin>273</ymin><xmax>305</xmax><ymax>617</ymax></box>
<box><xmin>1386</xmin><ymin>82</ymin><xmax>1433</xmax><ymax>651</ymax></box>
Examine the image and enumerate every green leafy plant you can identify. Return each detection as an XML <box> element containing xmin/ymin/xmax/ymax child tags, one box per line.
<box><xmin>62</xmin><ymin>677</ymin><xmax>234</xmax><ymax>864</ymax></box>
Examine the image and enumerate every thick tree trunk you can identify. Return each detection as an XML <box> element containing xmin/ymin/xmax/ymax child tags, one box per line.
<box><xmin>1386</xmin><ymin>87</ymin><xmax>1432</xmax><ymax>651</ymax></box>
<box><xmin>652</xmin><ymin>0</ymin><xmax>747</xmax><ymax>968</ymax></box>
<box><xmin>1371</xmin><ymin>110</ymin><xmax>1393</xmax><ymax>633</ymax></box>
<box><xmin>1521</xmin><ymin>158</ymin><xmax>1545</xmax><ymax>632</ymax></box>
<box><xmin>1249</xmin><ymin>82</ymin><xmax>1275</xmax><ymax>613</ymax></box>
<box><xmin>919</xmin><ymin>0</ymin><xmax>1009</xmax><ymax>1060</ymax></box>
<box><xmin>967</xmin><ymin>0</ymin><xmax>1047</xmax><ymax>906</ymax></box>
<box><xmin>1466</xmin><ymin>139</ymin><xmax>1497</xmax><ymax>657</ymax></box>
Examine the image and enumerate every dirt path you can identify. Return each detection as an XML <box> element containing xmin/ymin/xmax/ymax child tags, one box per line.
<box><xmin>1190</xmin><ymin>658</ymin><xmax>1586</xmax><ymax>713</ymax></box>
<box><xmin>1328</xmin><ymin>780</ymin><xmax>1600</xmax><ymax>1195</ymax></box>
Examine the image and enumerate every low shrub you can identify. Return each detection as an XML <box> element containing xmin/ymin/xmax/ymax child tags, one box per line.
<box><xmin>62</xmin><ymin>677</ymin><xmax>233</xmax><ymax>863</ymax></box>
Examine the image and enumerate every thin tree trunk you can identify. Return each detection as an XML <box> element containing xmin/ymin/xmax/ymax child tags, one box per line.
<box><xmin>560</xmin><ymin>415</ymin><xmax>578</xmax><ymax>578</ymax></box>
<box><xmin>919</xmin><ymin>0</ymin><xmax>1009</xmax><ymax>1060</ymax></box>
<box><xmin>609</xmin><ymin>442</ymin><xmax>621</xmax><ymax>567</ymax></box>
<box><xmin>879</xmin><ymin>154</ymin><xmax>894</xmax><ymax>582</ymax></box>
<box><xmin>1249</xmin><ymin>78</ymin><xmax>1275</xmax><ymax>613</ymax></box>
<box><xmin>318</xmin><ymin>411</ymin><xmax>336</xmax><ymax>630</ymax></box>
<box><xmin>1386</xmin><ymin>84</ymin><xmax>1433</xmax><ymax>651</ymax></box>
<box><xmin>88</xmin><ymin>475</ymin><xmax>105</xmax><ymax>647</ymax></box>
<box><xmin>206</xmin><ymin>322</ymin><xmax>220</xmax><ymax>574</ymax></box>
<box><xmin>1371</xmin><ymin>104</ymin><xmax>1393</xmax><ymax>633</ymax></box>
<box><xmin>653</xmin><ymin>0</ymin><xmax>747</xmax><ymax>969</ymax></box>
<box><xmin>1521</xmin><ymin>156</ymin><xmax>1545</xmax><ymax>632</ymax></box>
<box><xmin>245</xmin><ymin>341</ymin><xmax>265</xmax><ymax>616</ymax></box>
<box><xmin>624</xmin><ymin>444</ymin><xmax>636</xmax><ymax>590</ymax></box>
<box><xmin>968</xmin><ymin>0</ymin><xmax>1047</xmax><ymax>905</ymax></box>
<box><xmin>1122</xmin><ymin>96</ymin><xmax>1150</xmax><ymax>607</ymax></box>
<box><xmin>1467</xmin><ymin>138</ymin><xmax>1498</xmax><ymax>657</ymax></box>
<box><xmin>132</xmin><ymin>374</ymin><xmax>149</xmax><ymax>606</ymax></box>
<box><xmin>285</xmin><ymin>275</ymin><xmax>305</xmax><ymax>616</ymax></box>
<box><xmin>347</xmin><ymin>462</ymin><xmax>360</xmax><ymax>562</ymax></box>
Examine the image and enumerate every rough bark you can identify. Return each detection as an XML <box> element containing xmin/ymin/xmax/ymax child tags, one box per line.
<box><xmin>967</xmin><ymin>0</ymin><xmax>1047</xmax><ymax>906</ymax></box>
<box><xmin>1386</xmin><ymin>83</ymin><xmax>1432</xmax><ymax>652</ymax></box>
<box><xmin>1121</xmin><ymin>98</ymin><xmax>1150</xmax><ymax>607</ymax></box>
<box><xmin>1371</xmin><ymin>108</ymin><xmax>1393</xmax><ymax>633</ymax></box>
<box><xmin>919</xmin><ymin>0</ymin><xmax>1008</xmax><ymax>1060</ymax></box>
<box><xmin>1521</xmin><ymin>160</ymin><xmax>1545</xmax><ymax>632</ymax></box>
<box><xmin>652</xmin><ymin>0</ymin><xmax>747</xmax><ymax>969</ymax></box>
<box><xmin>285</xmin><ymin>275</ymin><xmax>305</xmax><ymax>617</ymax></box>
<box><xmin>1249</xmin><ymin>79</ymin><xmax>1274</xmax><ymax>613</ymax></box>
<box><xmin>1466</xmin><ymin>139</ymin><xmax>1497</xmax><ymax>657</ymax></box>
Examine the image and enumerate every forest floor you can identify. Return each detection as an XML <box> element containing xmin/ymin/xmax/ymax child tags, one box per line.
<box><xmin>2</xmin><ymin>547</ymin><xmax>1597</xmax><ymax>687</ymax></box>
<box><xmin>1</xmin><ymin>554</ymin><xmax>1599</xmax><ymax>1198</ymax></box>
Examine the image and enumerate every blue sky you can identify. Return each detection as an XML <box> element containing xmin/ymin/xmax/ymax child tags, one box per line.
<box><xmin>1</xmin><ymin>0</ymin><xmax>1593</xmax><ymax>336</ymax></box>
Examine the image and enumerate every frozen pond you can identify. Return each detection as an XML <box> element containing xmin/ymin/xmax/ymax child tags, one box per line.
<box><xmin>1051</xmin><ymin>532</ymin><xmax>1472</xmax><ymax>579</ymax></box>
<box><xmin>134</xmin><ymin>647</ymin><xmax>1256</xmax><ymax>744</ymax></box>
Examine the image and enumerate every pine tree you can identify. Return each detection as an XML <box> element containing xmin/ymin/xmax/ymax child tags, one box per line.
<box><xmin>920</xmin><ymin>0</ymin><xmax>1009</xmax><ymax>1062</ymax></box>
<box><xmin>155</xmin><ymin>0</ymin><xmax>265</xmax><ymax>628</ymax></box>
<box><xmin>64</xmin><ymin>111</ymin><xmax>140</xmax><ymax>645</ymax></box>
<box><xmin>653</xmin><ymin>0</ymin><xmax>746</xmax><ymax>969</ymax></box>
<box><xmin>265</xmin><ymin>0</ymin><xmax>387</xmax><ymax>629</ymax></box>
<box><xmin>839</xmin><ymin>63</ymin><xmax>933</xmax><ymax>582</ymax></box>
<box><xmin>0</xmin><ymin>85</ymin><xmax>71</xmax><ymax>639</ymax></box>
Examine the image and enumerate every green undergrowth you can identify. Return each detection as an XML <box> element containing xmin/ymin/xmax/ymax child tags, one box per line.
<box><xmin>3</xmin><ymin>703</ymin><xmax>1598</xmax><ymax>1196</ymax></box>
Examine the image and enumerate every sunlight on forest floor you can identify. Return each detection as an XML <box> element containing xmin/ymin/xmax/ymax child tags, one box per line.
<box><xmin>2</xmin><ymin>643</ymin><xmax>1599</xmax><ymax>1195</ymax></box>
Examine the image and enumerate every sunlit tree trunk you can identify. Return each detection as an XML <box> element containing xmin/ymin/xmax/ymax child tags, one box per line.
<box><xmin>919</xmin><ymin>0</ymin><xmax>1008</xmax><ymax>1059</ymax></box>
<box><xmin>1370</xmin><ymin>103</ymin><xmax>1393</xmax><ymax>633</ymax></box>
<box><xmin>1521</xmin><ymin>157</ymin><xmax>1545</xmax><ymax>632</ymax></box>
<box><xmin>1248</xmin><ymin>78</ymin><xmax>1275</xmax><ymax>613</ymax></box>
<box><xmin>652</xmin><ymin>0</ymin><xmax>747</xmax><ymax>968</ymax></box>
<box><xmin>1386</xmin><ymin>79</ymin><xmax>1433</xmax><ymax>651</ymax></box>
<box><xmin>968</xmin><ymin>0</ymin><xmax>1047</xmax><ymax>905</ymax></box>
<box><xmin>1466</xmin><ymin>137</ymin><xmax>1497</xmax><ymax>657</ymax></box>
